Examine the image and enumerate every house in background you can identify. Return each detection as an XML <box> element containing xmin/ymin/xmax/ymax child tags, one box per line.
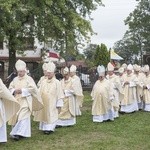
<box><xmin>0</xmin><ymin>38</ymin><xmax>61</xmax><ymax>80</ymax></box>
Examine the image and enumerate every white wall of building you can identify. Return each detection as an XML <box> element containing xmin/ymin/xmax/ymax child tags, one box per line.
<box><xmin>0</xmin><ymin>38</ymin><xmax>42</xmax><ymax>58</ymax></box>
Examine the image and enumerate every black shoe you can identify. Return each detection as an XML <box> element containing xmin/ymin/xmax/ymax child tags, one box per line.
<box><xmin>12</xmin><ymin>135</ymin><xmax>20</xmax><ymax>141</ymax></box>
<box><xmin>19</xmin><ymin>135</ymin><xmax>25</xmax><ymax>139</ymax></box>
<box><xmin>44</xmin><ymin>130</ymin><xmax>54</xmax><ymax>135</ymax></box>
<box><xmin>49</xmin><ymin>130</ymin><xmax>54</xmax><ymax>134</ymax></box>
<box><xmin>56</xmin><ymin>125</ymin><xmax>63</xmax><ymax>128</ymax></box>
<box><xmin>44</xmin><ymin>131</ymin><xmax>50</xmax><ymax>135</ymax></box>
<box><xmin>119</xmin><ymin>111</ymin><xmax>125</xmax><ymax>114</ymax></box>
<box><xmin>66</xmin><ymin>125</ymin><xmax>73</xmax><ymax>127</ymax></box>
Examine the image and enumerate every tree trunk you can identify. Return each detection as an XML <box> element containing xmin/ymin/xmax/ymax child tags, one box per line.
<box><xmin>8</xmin><ymin>34</ymin><xmax>17</xmax><ymax>75</ymax></box>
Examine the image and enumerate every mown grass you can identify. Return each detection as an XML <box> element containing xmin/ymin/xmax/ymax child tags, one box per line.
<box><xmin>0</xmin><ymin>91</ymin><xmax>150</xmax><ymax>150</ymax></box>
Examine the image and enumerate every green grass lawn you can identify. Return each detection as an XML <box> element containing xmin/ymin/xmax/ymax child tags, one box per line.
<box><xmin>1</xmin><ymin>91</ymin><xmax>150</xmax><ymax>150</ymax></box>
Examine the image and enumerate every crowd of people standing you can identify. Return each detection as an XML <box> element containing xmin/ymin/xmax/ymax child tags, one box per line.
<box><xmin>91</xmin><ymin>62</ymin><xmax>150</xmax><ymax>123</ymax></box>
<box><xmin>0</xmin><ymin>59</ymin><xmax>150</xmax><ymax>143</ymax></box>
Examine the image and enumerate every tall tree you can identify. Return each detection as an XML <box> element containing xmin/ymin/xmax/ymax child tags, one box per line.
<box><xmin>114</xmin><ymin>32</ymin><xmax>140</xmax><ymax>64</ymax></box>
<box><xmin>0</xmin><ymin>0</ymin><xmax>102</xmax><ymax>74</ymax></box>
<box><xmin>114</xmin><ymin>0</ymin><xmax>150</xmax><ymax>65</ymax></box>
<box><xmin>94</xmin><ymin>43</ymin><xmax>110</xmax><ymax>67</ymax></box>
<box><xmin>83</xmin><ymin>44</ymin><xmax>98</xmax><ymax>67</ymax></box>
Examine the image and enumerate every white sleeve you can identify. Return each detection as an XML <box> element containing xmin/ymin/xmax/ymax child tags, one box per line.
<box><xmin>146</xmin><ymin>84</ymin><xmax>150</xmax><ymax>90</ymax></box>
<box><xmin>10</xmin><ymin>88</ymin><xmax>15</xmax><ymax>95</ymax></box>
<box><xmin>56</xmin><ymin>99</ymin><xmax>63</xmax><ymax>107</ymax></box>
<box><xmin>129</xmin><ymin>81</ymin><xmax>136</xmax><ymax>87</ymax></box>
<box><xmin>21</xmin><ymin>88</ymin><xmax>31</xmax><ymax>97</ymax></box>
<box><xmin>64</xmin><ymin>90</ymin><xmax>74</xmax><ymax>97</ymax></box>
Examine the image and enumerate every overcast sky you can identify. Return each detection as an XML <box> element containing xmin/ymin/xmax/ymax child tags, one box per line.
<box><xmin>90</xmin><ymin>0</ymin><xmax>138</xmax><ymax>49</ymax></box>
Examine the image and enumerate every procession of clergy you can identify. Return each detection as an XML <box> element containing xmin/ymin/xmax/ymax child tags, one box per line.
<box><xmin>0</xmin><ymin>59</ymin><xmax>150</xmax><ymax>143</ymax></box>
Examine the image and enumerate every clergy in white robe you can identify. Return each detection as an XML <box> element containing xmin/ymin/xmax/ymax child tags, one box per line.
<box><xmin>118</xmin><ymin>67</ymin><xmax>125</xmax><ymax>85</ymax></box>
<box><xmin>120</xmin><ymin>64</ymin><xmax>139</xmax><ymax>113</ymax></box>
<box><xmin>9</xmin><ymin>60</ymin><xmax>43</xmax><ymax>141</ymax></box>
<box><xmin>34</xmin><ymin>61</ymin><xmax>64</xmax><ymax>134</ymax></box>
<box><xmin>0</xmin><ymin>79</ymin><xmax>19</xmax><ymax>143</ymax></box>
<box><xmin>57</xmin><ymin>67</ymin><xmax>76</xmax><ymax>127</ymax></box>
<box><xmin>142</xmin><ymin>65</ymin><xmax>150</xmax><ymax>111</ymax></box>
<box><xmin>106</xmin><ymin>63</ymin><xmax>124</xmax><ymax>118</ymax></box>
<box><xmin>70</xmin><ymin>65</ymin><xmax>84</xmax><ymax>116</ymax></box>
<box><xmin>37</xmin><ymin>63</ymin><xmax>47</xmax><ymax>88</ymax></box>
<box><xmin>133</xmin><ymin>64</ymin><xmax>145</xmax><ymax>109</ymax></box>
<box><xmin>91</xmin><ymin>65</ymin><xmax>114</xmax><ymax>123</ymax></box>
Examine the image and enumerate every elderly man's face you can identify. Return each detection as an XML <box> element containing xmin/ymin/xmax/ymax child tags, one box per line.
<box><xmin>47</xmin><ymin>72</ymin><xmax>54</xmax><ymax>79</ymax></box>
<box><xmin>127</xmin><ymin>70</ymin><xmax>132</xmax><ymax>75</ymax></box>
<box><xmin>99</xmin><ymin>76</ymin><xmax>105</xmax><ymax>81</ymax></box>
<box><xmin>63</xmin><ymin>73</ymin><xmax>69</xmax><ymax>80</ymax></box>
<box><xmin>17</xmin><ymin>70</ymin><xmax>26</xmax><ymax>77</ymax></box>
<box><xmin>134</xmin><ymin>71</ymin><xmax>139</xmax><ymax>75</ymax></box>
<box><xmin>70</xmin><ymin>72</ymin><xmax>75</xmax><ymax>77</ymax></box>
<box><xmin>107</xmin><ymin>71</ymin><xmax>114</xmax><ymax>76</ymax></box>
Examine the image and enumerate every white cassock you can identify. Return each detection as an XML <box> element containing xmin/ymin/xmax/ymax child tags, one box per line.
<box><xmin>71</xmin><ymin>75</ymin><xmax>84</xmax><ymax>116</ymax></box>
<box><xmin>91</xmin><ymin>79</ymin><xmax>114</xmax><ymax>123</ymax></box>
<box><xmin>9</xmin><ymin>75</ymin><xmax>43</xmax><ymax>138</ymax></box>
<box><xmin>0</xmin><ymin>99</ymin><xmax>7</xmax><ymax>143</ymax></box>
<box><xmin>143</xmin><ymin>74</ymin><xmax>150</xmax><ymax>111</ymax></box>
<box><xmin>120</xmin><ymin>73</ymin><xmax>139</xmax><ymax>113</ymax></box>
<box><xmin>9</xmin><ymin>87</ymin><xmax>31</xmax><ymax>138</ymax></box>
<box><xmin>135</xmin><ymin>73</ymin><xmax>145</xmax><ymax>109</ymax></box>
<box><xmin>34</xmin><ymin>77</ymin><xmax>64</xmax><ymax>132</ymax></box>
<box><xmin>106</xmin><ymin>74</ymin><xmax>124</xmax><ymax>118</ymax></box>
<box><xmin>0</xmin><ymin>79</ymin><xmax>19</xmax><ymax>142</ymax></box>
<box><xmin>39</xmin><ymin>99</ymin><xmax>63</xmax><ymax>131</ymax></box>
<box><xmin>57</xmin><ymin>77</ymin><xmax>76</xmax><ymax>126</ymax></box>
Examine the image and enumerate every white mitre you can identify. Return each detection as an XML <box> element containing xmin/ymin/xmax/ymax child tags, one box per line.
<box><xmin>118</xmin><ymin>67</ymin><xmax>124</xmax><ymax>74</ymax></box>
<box><xmin>143</xmin><ymin>65</ymin><xmax>149</xmax><ymax>72</ymax></box>
<box><xmin>46</xmin><ymin>61</ymin><xmax>56</xmax><ymax>72</ymax></box>
<box><xmin>15</xmin><ymin>59</ymin><xmax>26</xmax><ymax>71</ymax></box>
<box><xmin>70</xmin><ymin>65</ymin><xmax>77</xmax><ymax>72</ymax></box>
<box><xmin>133</xmin><ymin>64</ymin><xmax>140</xmax><ymax>72</ymax></box>
<box><xmin>107</xmin><ymin>62</ymin><xmax>114</xmax><ymax>71</ymax></box>
<box><xmin>121</xmin><ymin>63</ymin><xmax>127</xmax><ymax>69</ymax></box>
<box><xmin>97</xmin><ymin>65</ymin><xmax>105</xmax><ymax>76</ymax></box>
<box><xmin>127</xmin><ymin>64</ymin><xmax>133</xmax><ymax>70</ymax></box>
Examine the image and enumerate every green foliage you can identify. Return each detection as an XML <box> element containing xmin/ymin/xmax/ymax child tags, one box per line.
<box><xmin>114</xmin><ymin>0</ymin><xmax>150</xmax><ymax>65</ymax></box>
<box><xmin>125</xmin><ymin>0</ymin><xmax>150</xmax><ymax>52</ymax></box>
<box><xmin>83</xmin><ymin>44</ymin><xmax>98</xmax><ymax>67</ymax></box>
<box><xmin>94</xmin><ymin>43</ymin><xmax>110</xmax><ymax>67</ymax></box>
<box><xmin>114</xmin><ymin>32</ymin><xmax>140</xmax><ymax>64</ymax></box>
<box><xmin>0</xmin><ymin>0</ymin><xmax>103</xmax><ymax>73</ymax></box>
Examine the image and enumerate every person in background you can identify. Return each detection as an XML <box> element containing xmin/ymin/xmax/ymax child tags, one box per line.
<box><xmin>0</xmin><ymin>79</ymin><xmax>19</xmax><ymax>143</ymax></box>
<box><xmin>106</xmin><ymin>62</ymin><xmax>124</xmax><ymax>118</ymax></box>
<box><xmin>133</xmin><ymin>64</ymin><xmax>144</xmax><ymax>110</ymax></box>
<box><xmin>34</xmin><ymin>61</ymin><xmax>64</xmax><ymax>134</ymax></box>
<box><xmin>37</xmin><ymin>63</ymin><xmax>48</xmax><ymax>88</ymax></box>
<box><xmin>121</xmin><ymin>63</ymin><xmax>127</xmax><ymax>71</ymax></box>
<box><xmin>120</xmin><ymin>64</ymin><xmax>138</xmax><ymax>113</ymax></box>
<box><xmin>9</xmin><ymin>59</ymin><xmax>43</xmax><ymax>141</ymax></box>
<box><xmin>70</xmin><ymin>65</ymin><xmax>84</xmax><ymax>116</ymax></box>
<box><xmin>118</xmin><ymin>67</ymin><xmax>125</xmax><ymax>82</ymax></box>
<box><xmin>57</xmin><ymin>67</ymin><xmax>76</xmax><ymax>127</ymax></box>
<box><xmin>142</xmin><ymin>65</ymin><xmax>150</xmax><ymax>111</ymax></box>
<box><xmin>91</xmin><ymin>65</ymin><xmax>114</xmax><ymax>123</ymax></box>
